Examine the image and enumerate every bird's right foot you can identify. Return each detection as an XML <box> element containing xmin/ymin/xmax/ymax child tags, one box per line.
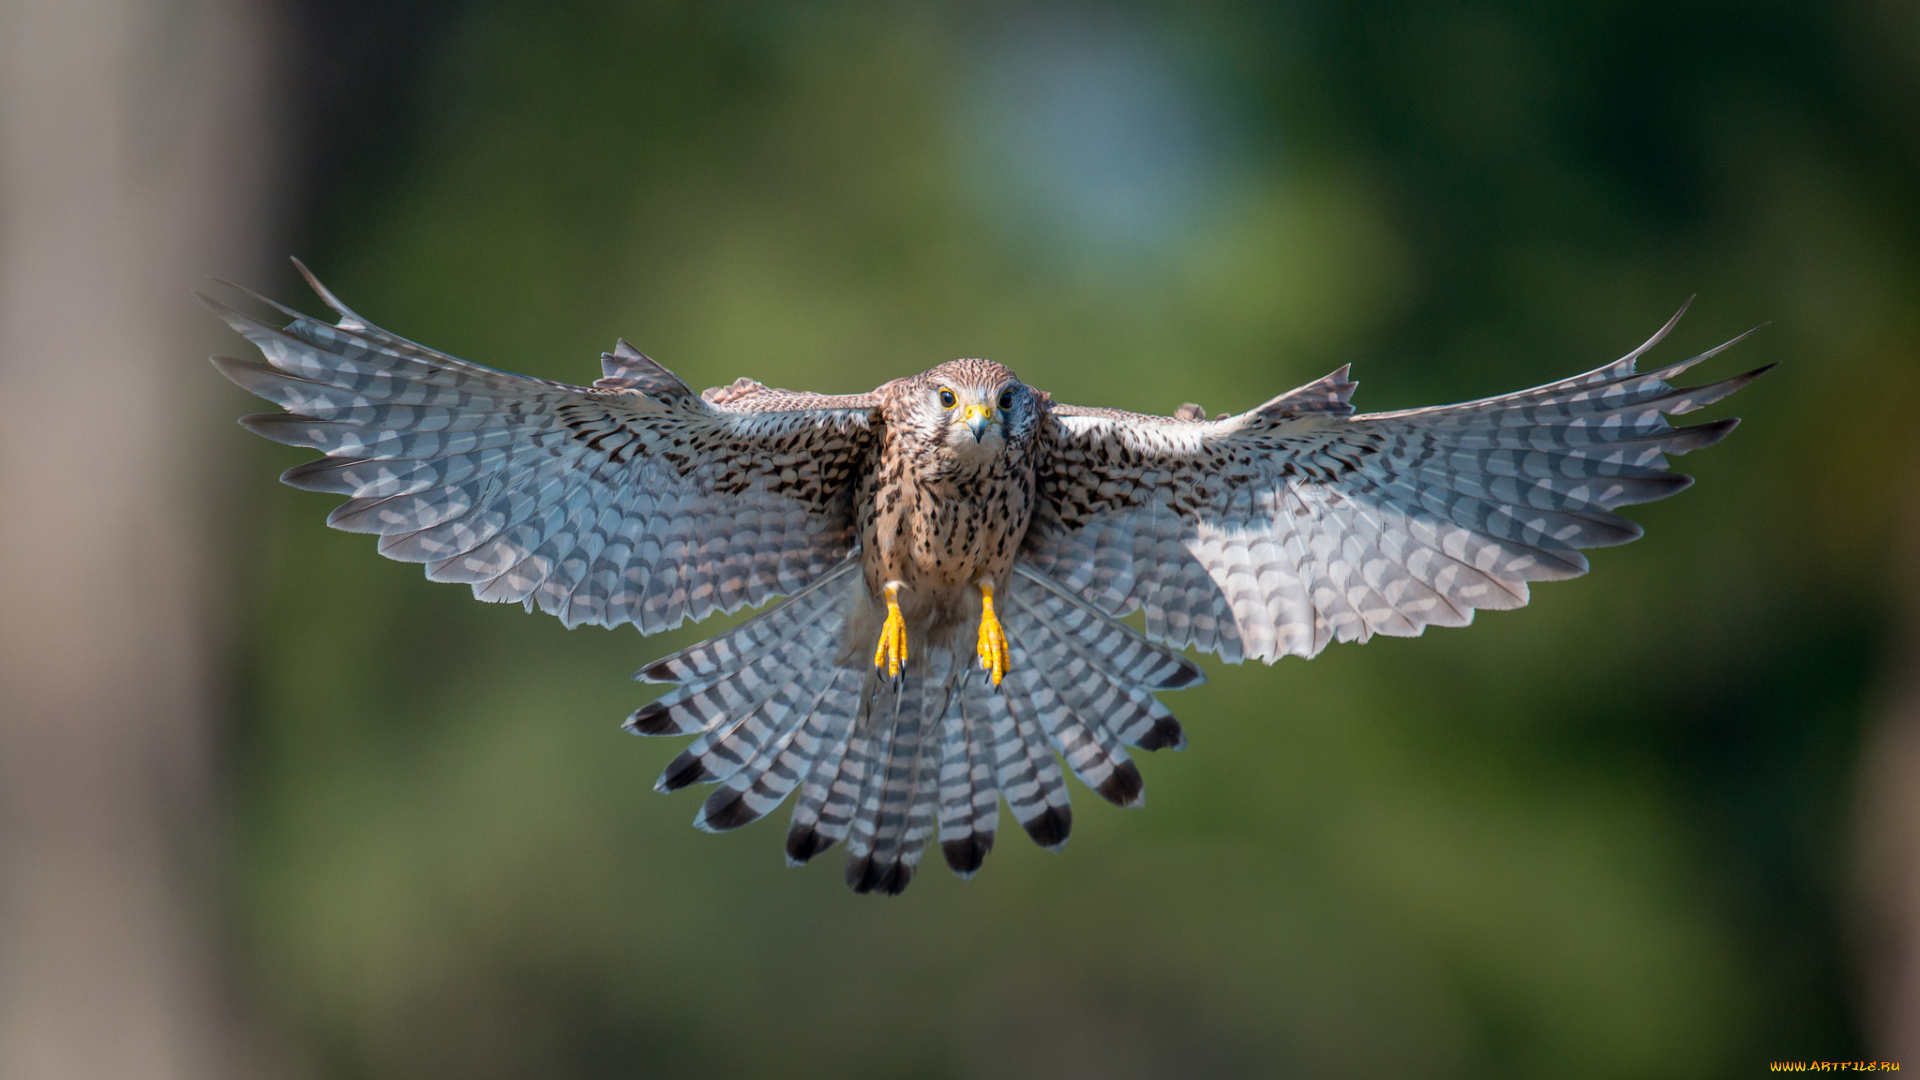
<box><xmin>872</xmin><ymin>582</ymin><xmax>908</xmax><ymax>680</ymax></box>
<box><xmin>975</xmin><ymin>579</ymin><xmax>1009</xmax><ymax>687</ymax></box>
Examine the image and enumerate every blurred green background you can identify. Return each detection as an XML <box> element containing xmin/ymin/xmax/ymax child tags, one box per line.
<box><xmin>218</xmin><ymin>1</ymin><xmax>1918</xmax><ymax>1076</ymax></box>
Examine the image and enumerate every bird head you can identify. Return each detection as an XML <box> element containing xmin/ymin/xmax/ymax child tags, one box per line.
<box><xmin>905</xmin><ymin>358</ymin><xmax>1036</xmax><ymax>467</ymax></box>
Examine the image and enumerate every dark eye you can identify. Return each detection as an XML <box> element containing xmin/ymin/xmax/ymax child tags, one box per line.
<box><xmin>998</xmin><ymin>389</ymin><xmax>1016</xmax><ymax>411</ymax></box>
<box><xmin>938</xmin><ymin>388</ymin><xmax>957</xmax><ymax>409</ymax></box>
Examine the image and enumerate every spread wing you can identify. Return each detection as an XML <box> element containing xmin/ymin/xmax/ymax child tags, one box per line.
<box><xmin>209</xmin><ymin>265</ymin><xmax>879</xmax><ymax>633</ymax></box>
<box><xmin>1024</xmin><ymin>308</ymin><xmax>1770</xmax><ymax>663</ymax></box>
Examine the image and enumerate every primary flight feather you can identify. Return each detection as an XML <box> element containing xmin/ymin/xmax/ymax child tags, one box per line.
<box><xmin>210</xmin><ymin>261</ymin><xmax>1768</xmax><ymax>894</ymax></box>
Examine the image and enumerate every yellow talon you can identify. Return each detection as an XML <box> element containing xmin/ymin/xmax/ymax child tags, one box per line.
<box><xmin>873</xmin><ymin>582</ymin><xmax>908</xmax><ymax>679</ymax></box>
<box><xmin>976</xmin><ymin>581</ymin><xmax>1010</xmax><ymax>687</ymax></box>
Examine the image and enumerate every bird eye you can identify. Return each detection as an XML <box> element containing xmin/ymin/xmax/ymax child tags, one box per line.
<box><xmin>938</xmin><ymin>388</ymin><xmax>957</xmax><ymax>409</ymax></box>
<box><xmin>998</xmin><ymin>389</ymin><xmax>1015</xmax><ymax>411</ymax></box>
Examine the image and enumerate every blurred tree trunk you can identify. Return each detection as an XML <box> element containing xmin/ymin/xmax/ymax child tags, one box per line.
<box><xmin>0</xmin><ymin>1</ymin><xmax>278</xmax><ymax>1077</ymax></box>
<box><xmin>1860</xmin><ymin>472</ymin><xmax>1920</xmax><ymax>1061</ymax></box>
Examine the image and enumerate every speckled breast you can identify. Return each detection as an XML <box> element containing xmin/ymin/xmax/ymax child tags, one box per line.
<box><xmin>856</xmin><ymin>454</ymin><xmax>1037</xmax><ymax>602</ymax></box>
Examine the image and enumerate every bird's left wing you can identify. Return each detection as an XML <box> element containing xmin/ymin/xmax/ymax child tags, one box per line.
<box><xmin>1025</xmin><ymin>309</ymin><xmax>1769</xmax><ymax>663</ymax></box>
<box><xmin>208</xmin><ymin>267</ymin><xmax>879</xmax><ymax>633</ymax></box>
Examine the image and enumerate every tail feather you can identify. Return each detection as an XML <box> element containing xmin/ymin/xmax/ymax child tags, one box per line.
<box><xmin>625</xmin><ymin>567</ymin><xmax>853</xmax><ymax>739</ymax></box>
<box><xmin>636</xmin><ymin>560</ymin><xmax>858</xmax><ymax>686</ymax></box>
<box><xmin>655</xmin><ymin>610</ymin><xmax>846</xmax><ymax>792</ymax></box>
<box><xmin>1006</xmin><ymin>664</ymin><xmax>1142</xmax><ymax>808</ymax></box>
<box><xmin>693</xmin><ymin>663</ymin><xmax>849</xmax><ymax>832</ymax></box>
<box><xmin>631</xmin><ymin>563</ymin><xmax>1200</xmax><ymax>894</ymax></box>
<box><xmin>802</xmin><ymin>721</ymin><xmax>875</xmax><ymax>859</ymax></box>
<box><xmin>989</xmin><ymin>684</ymin><xmax>1074</xmax><ymax>850</ymax></box>
<box><xmin>1003</xmin><ymin>577</ymin><xmax>1191</xmax><ymax>752</ymax></box>
<box><xmin>845</xmin><ymin>653</ymin><xmax>951</xmax><ymax>895</ymax></box>
<box><xmin>882</xmin><ymin>708</ymin><xmax>947</xmax><ymax>891</ymax></box>
<box><xmin>842</xmin><ymin>705</ymin><xmax>899</xmax><ymax>864</ymax></box>
<box><xmin>1049</xmin><ymin>652</ymin><xmax>1188</xmax><ymax>754</ymax></box>
<box><xmin>1010</xmin><ymin>566</ymin><xmax>1204</xmax><ymax>689</ymax></box>
<box><xmin>938</xmin><ymin>681</ymin><xmax>1000</xmax><ymax>877</ymax></box>
<box><xmin>783</xmin><ymin>670</ymin><xmax>864</xmax><ymax>865</ymax></box>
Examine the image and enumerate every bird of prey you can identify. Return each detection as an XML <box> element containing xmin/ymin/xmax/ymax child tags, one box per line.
<box><xmin>208</xmin><ymin>262</ymin><xmax>1767</xmax><ymax>895</ymax></box>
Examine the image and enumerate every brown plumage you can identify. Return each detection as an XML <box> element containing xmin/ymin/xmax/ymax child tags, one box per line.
<box><xmin>211</xmin><ymin>264</ymin><xmax>1768</xmax><ymax>894</ymax></box>
<box><xmin>852</xmin><ymin>360</ymin><xmax>1036</xmax><ymax>682</ymax></box>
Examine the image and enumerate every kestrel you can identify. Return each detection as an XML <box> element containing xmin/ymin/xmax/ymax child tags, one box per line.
<box><xmin>210</xmin><ymin>262</ymin><xmax>1768</xmax><ymax>895</ymax></box>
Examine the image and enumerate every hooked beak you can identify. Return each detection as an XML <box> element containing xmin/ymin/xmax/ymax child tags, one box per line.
<box><xmin>961</xmin><ymin>402</ymin><xmax>994</xmax><ymax>441</ymax></box>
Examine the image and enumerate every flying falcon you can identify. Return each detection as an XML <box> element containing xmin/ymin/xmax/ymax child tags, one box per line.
<box><xmin>209</xmin><ymin>262</ymin><xmax>1767</xmax><ymax>895</ymax></box>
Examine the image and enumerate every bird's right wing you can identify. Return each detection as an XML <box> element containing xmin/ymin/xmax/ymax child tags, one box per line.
<box><xmin>209</xmin><ymin>265</ymin><xmax>879</xmax><ymax>633</ymax></box>
<box><xmin>1026</xmin><ymin>308</ymin><xmax>1769</xmax><ymax>663</ymax></box>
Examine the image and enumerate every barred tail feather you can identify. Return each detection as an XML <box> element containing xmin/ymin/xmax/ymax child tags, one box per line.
<box><xmin>623</xmin><ymin>559</ymin><xmax>859</xmax><ymax>809</ymax></box>
<box><xmin>632</xmin><ymin>565</ymin><xmax>1202</xmax><ymax>894</ymax></box>
<box><xmin>1004</xmin><ymin>664</ymin><xmax>1143</xmax><ymax>808</ymax></box>
<box><xmin>692</xmin><ymin>663</ymin><xmax>847</xmax><ymax>832</ymax></box>
<box><xmin>650</xmin><ymin>627</ymin><xmax>828</xmax><ymax>793</ymax></box>
<box><xmin>938</xmin><ymin>684</ymin><xmax>1000</xmax><ymax>877</ymax></box>
<box><xmin>844</xmin><ymin>652</ymin><xmax>951</xmax><ymax>894</ymax></box>
<box><xmin>632</xmin><ymin>569</ymin><xmax>819</xmax><ymax>686</ymax></box>
<box><xmin>1005</xmin><ymin>568</ymin><xmax>1194</xmax><ymax>750</ymax></box>
<box><xmin>994</xmin><ymin>687</ymin><xmax>1074</xmax><ymax>849</ymax></box>
<box><xmin>783</xmin><ymin>670</ymin><xmax>866</xmax><ymax>865</ymax></box>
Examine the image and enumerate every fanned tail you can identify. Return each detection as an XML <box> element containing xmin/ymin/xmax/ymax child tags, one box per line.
<box><xmin>843</xmin><ymin>651</ymin><xmax>953</xmax><ymax>894</ymax></box>
<box><xmin>630</xmin><ymin>562</ymin><xmax>1203</xmax><ymax>894</ymax></box>
<box><xmin>626</xmin><ymin>559</ymin><xmax>862</xmax><ymax>807</ymax></box>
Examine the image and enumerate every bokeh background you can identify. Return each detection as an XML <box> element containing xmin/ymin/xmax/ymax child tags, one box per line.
<box><xmin>4</xmin><ymin>1</ymin><xmax>1918</xmax><ymax>1077</ymax></box>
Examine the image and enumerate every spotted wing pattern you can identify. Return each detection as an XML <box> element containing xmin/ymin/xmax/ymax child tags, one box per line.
<box><xmin>209</xmin><ymin>268</ymin><xmax>879</xmax><ymax>633</ymax></box>
<box><xmin>1025</xmin><ymin>308</ymin><xmax>1770</xmax><ymax>663</ymax></box>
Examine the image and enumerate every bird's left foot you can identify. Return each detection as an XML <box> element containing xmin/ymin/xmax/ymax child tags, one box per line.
<box><xmin>873</xmin><ymin>581</ymin><xmax>908</xmax><ymax>681</ymax></box>
<box><xmin>976</xmin><ymin>580</ymin><xmax>1010</xmax><ymax>687</ymax></box>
